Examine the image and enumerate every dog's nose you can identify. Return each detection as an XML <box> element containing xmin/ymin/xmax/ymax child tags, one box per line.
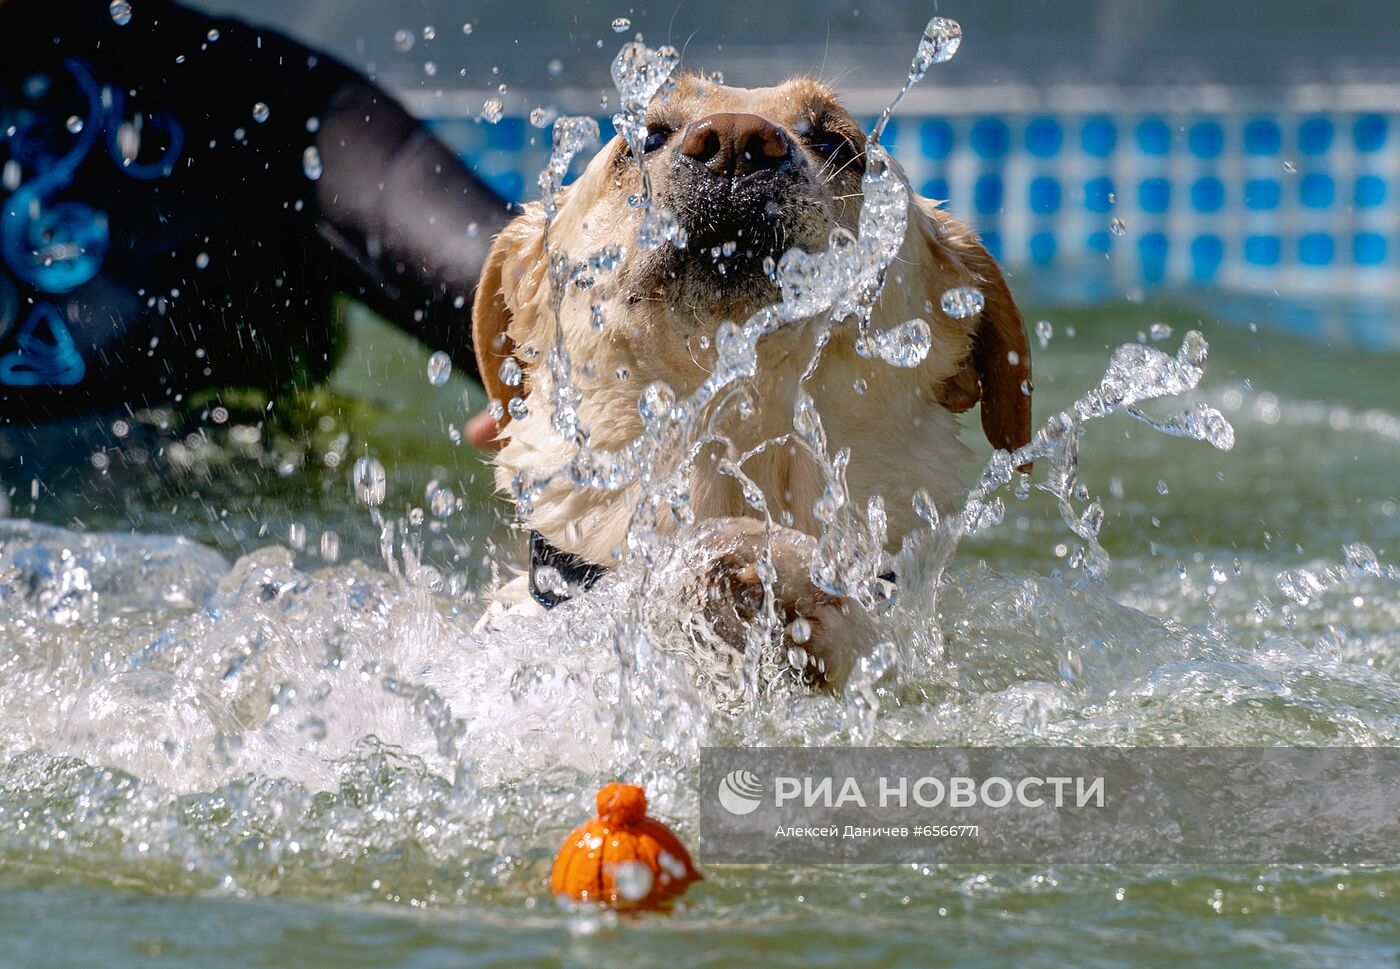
<box><xmin>678</xmin><ymin>112</ymin><xmax>793</xmax><ymax>178</ymax></box>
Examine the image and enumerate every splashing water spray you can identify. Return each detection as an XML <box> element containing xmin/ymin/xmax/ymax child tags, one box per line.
<box><xmin>501</xmin><ymin>10</ymin><xmax>1241</xmax><ymax>772</ymax></box>
<box><xmin>0</xmin><ymin>13</ymin><xmax>1280</xmax><ymax>919</ymax></box>
<box><xmin>515</xmin><ymin>15</ymin><xmax>1240</xmax><ymax>904</ymax></box>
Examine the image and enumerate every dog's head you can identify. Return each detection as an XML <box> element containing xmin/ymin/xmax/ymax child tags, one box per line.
<box><xmin>473</xmin><ymin>74</ymin><xmax>1030</xmax><ymax>473</ymax></box>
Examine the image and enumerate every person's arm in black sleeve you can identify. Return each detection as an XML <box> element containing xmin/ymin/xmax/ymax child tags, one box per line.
<box><xmin>313</xmin><ymin>80</ymin><xmax>509</xmax><ymax>380</ymax></box>
<box><xmin>0</xmin><ymin>0</ymin><xmax>508</xmax><ymax>426</ymax></box>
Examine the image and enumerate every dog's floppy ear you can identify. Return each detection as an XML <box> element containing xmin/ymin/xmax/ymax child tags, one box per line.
<box><xmin>913</xmin><ymin>198</ymin><xmax>1032</xmax><ymax>456</ymax></box>
<box><xmin>472</xmin><ymin>204</ymin><xmax>549</xmax><ymax>439</ymax></box>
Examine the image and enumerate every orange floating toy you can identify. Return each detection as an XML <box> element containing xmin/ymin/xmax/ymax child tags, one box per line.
<box><xmin>550</xmin><ymin>782</ymin><xmax>702</xmax><ymax>909</ymax></box>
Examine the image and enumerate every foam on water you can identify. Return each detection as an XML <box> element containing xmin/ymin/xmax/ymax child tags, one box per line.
<box><xmin>5</xmin><ymin>476</ymin><xmax>1400</xmax><ymax>903</ymax></box>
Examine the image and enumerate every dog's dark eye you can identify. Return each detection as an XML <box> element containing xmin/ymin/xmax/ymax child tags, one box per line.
<box><xmin>807</xmin><ymin>132</ymin><xmax>847</xmax><ymax>158</ymax></box>
<box><xmin>643</xmin><ymin>125</ymin><xmax>672</xmax><ymax>154</ymax></box>
<box><xmin>801</xmin><ymin>126</ymin><xmax>861</xmax><ymax>173</ymax></box>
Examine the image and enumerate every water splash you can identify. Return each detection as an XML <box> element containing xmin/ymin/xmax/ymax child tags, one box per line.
<box><xmin>537</xmin><ymin>116</ymin><xmax>600</xmax><ymax>221</ymax></box>
<box><xmin>865</xmin><ymin>318</ymin><xmax>932</xmax><ymax>368</ymax></box>
<box><xmin>610</xmin><ymin>41</ymin><xmax>680</xmax><ymax>156</ymax></box>
<box><xmin>940</xmin><ymin>285</ymin><xmax>985</xmax><ymax>320</ymax></box>
<box><xmin>1277</xmin><ymin>543</ymin><xmax>1400</xmax><ymax>607</ymax></box>
<box><xmin>935</xmin><ymin>331</ymin><xmax>1236</xmax><ymax>585</ymax></box>
<box><xmin>911</xmin><ymin>17</ymin><xmax>964</xmax><ymax>78</ymax></box>
<box><xmin>13</xmin><ymin>16</ymin><xmax>1397</xmax><ymax>937</ymax></box>
<box><xmin>873</xmin><ymin>16</ymin><xmax>962</xmax><ymax>143</ymax></box>
<box><xmin>351</xmin><ymin>456</ymin><xmax>387</xmax><ymax>507</ymax></box>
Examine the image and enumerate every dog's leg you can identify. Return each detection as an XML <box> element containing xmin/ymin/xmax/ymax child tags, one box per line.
<box><xmin>693</xmin><ymin>518</ymin><xmax>880</xmax><ymax>691</ymax></box>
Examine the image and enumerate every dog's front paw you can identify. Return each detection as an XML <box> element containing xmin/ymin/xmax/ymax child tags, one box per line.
<box><xmin>698</xmin><ymin>520</ymin><xmax>879</xmax><ymax>691</ymax></box>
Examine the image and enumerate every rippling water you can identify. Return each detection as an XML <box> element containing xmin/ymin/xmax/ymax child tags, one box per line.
<box><xmin>2</xmin><ymin>303</ymin><xmax>1399</xmax><ymax>968</ymax></box>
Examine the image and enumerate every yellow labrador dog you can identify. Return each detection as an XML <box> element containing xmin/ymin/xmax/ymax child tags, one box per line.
<box><xmin>472</xmin><ymin>75</ymin><xmax>1031</xmax><ymax>689</ymax></box>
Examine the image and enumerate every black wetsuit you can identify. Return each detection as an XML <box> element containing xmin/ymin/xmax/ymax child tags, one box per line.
<box><xmin>0</xmin><ymin>0</ymin><xmax>507</xmax><ymax>425</ymax></box>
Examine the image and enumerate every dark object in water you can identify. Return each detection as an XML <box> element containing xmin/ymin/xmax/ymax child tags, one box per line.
<box><xmin>0</xmin><ymin>0</ymin><xmax>507</xmax><ymax>424</ymax></box>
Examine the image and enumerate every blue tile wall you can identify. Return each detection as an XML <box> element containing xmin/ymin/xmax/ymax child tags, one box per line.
<box><xmin>430</xmin><ymin>106</ymin><xmax>1398</xmax><ymax>343</ymax></box>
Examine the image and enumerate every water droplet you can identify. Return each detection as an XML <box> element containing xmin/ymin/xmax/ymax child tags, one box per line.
<box><xmin>351</xmin><ymin>456</ymin><xmax>387</xmax><ymax>506</ymax></box>
<box><xmin>611</xmin><ymin>17</ymin><xmax>632</xmax><ymax>32</ymax></box>
<box><xmin>1059</xmin><ymin>649</ymin><xmax>1083</xmax><ymax>682</ymax></box>
<box><xmin>427</xmin><ymin>351</ymin><xmax>452</xmax><ymax>386</ymax></box>
<box><xmin>206</xmin><ymin>28</ymin><xmax>220</xmax><ymax>42</ymax></box>
<box><xmin>940</xmin><ymin>286</ymin><xmax>985</xmax><ymax>320</ymax></box>
<box><xmin>548</xmin><ymin>58</ymin><xmax>564</xmax><ymax>76</ymax></box>
<box><xmin>194</xmin><ymin>252</ymin><xmax>210</xmax><ymax>270</ymax></box>
<box><xmin>1014</xmin><ymin>472</ymin><xmax>1032</xmax><ymax>500</ymax></box>
<box><xmin>1282</xmin><ymin>160</ymin><xmax>1298</xmax><ymax>174</ymax></box>
<box><xmin>1157</xmin><ymin>479</ymin><xmax>1169</xmax><ymax>496</ymax></box>
<box><xmin>461</xmin><ymin>22</ymin><xmax>474</xmax><ymax>35</ymax></box>
<box><xmin>393</xmin><ymin>29</ymin><xmax>415</xmax><ymax>52</ymax></box>
<box><xmin>109</xmin><ymin>0</ymin><xmax>133</xmax><ymax>26</ymax></box>
<box><xmin>302</xmin><ymin>146</ymin><xmax>323</xmax><ymax>180</ymax></box>
<box><xmin>481</xmin><ymin>98</ymin><xmax>504</xmax><ymax>124</ymax></box>
<box><xmin>319</xmin><ymin>530</ymin><xmax>340</xmax><ymax>561</ymax></box>
<box><xmin>610</xmin><ymin>40</ymin><xmax>681</xmax><ymax>152</ymax></box>
<box><xmin>498</xmin><ymin>357</ymin><xmax>523</xmax><ymax>387</ymax></box>
<box><xmin>1036</xmin><ymin>319</ymin><xmax>1053</xmax><ymax>349</ymax></box>
<box><xmin>910</xmin><ymin>17</ymin><xmax>962</xmax><ymax>80</ymax></box>
<box><xmin>429</xmin><ymin>483</ymin><xmax>456</xmax><ymax>518</ymax></box>
<box><xmin>252</xmin><ymin>102</ymin><xmax>270</xmax><ymax>124</ymax></box>
<box><xmin>423</xmin><ymin>62</ymin><xmax>437</xmax><ymax>77</ymax></box>
<box><xmin>867</xmin><ymin>318</ymin><xmax>931</xmax><ymax>367</ymax></box>
<box><xmin>790</xmin><ymin>616</ymin><xmax>812</xmax><ymax>644</ymax></box>
<box><xmin>612</xmin><ymin>860</ymin><xmax>653</xmax><ymax>901</ymax></box>
<box><xmin>638</xmin><ymin>381</ymin><xmax>676</xmax><ymax>425</ymax></box>
<box><xmin>1148</xmin><ymin>322</ymin><xmax>1172</xmax><ymax>341</ymax></box>
<box><xmin>507</xmin><ymin>397</ymin><xmax>529</xmax><ymax>421</ymax></box>
<box><xmin>1178</xmin><ymin>402</ymin><xmax>1235</xmax><ymax>450</ymax></box>
<box><xmin>1110</xmin><ymin>217</ymin><xmax>1127</xmax><ymax>236</ymax></box>
<box><xmin>912</xmin><ymin>488</ymin><xmax>941</xmax><ymax>527</ymax></box>
<box><xmin>422</xmin><ymin>25</ymin><xmax>437</xmax><ymax>41</ymax></box>
<box><xmin>65</xmin><ymin>115</ymin><xmax>84</xmax><ymax>134</ymax></box>
<box><xmin>636</xmin><ymin>206</ymin><xmax>685</xmax><ymax>251</ymax></box>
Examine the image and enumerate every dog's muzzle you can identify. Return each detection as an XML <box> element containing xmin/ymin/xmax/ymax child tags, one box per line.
<box><xmin>661</xmin><ymin>112</ymin><xmax>805</xmax><ymax>274</ymax></box>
